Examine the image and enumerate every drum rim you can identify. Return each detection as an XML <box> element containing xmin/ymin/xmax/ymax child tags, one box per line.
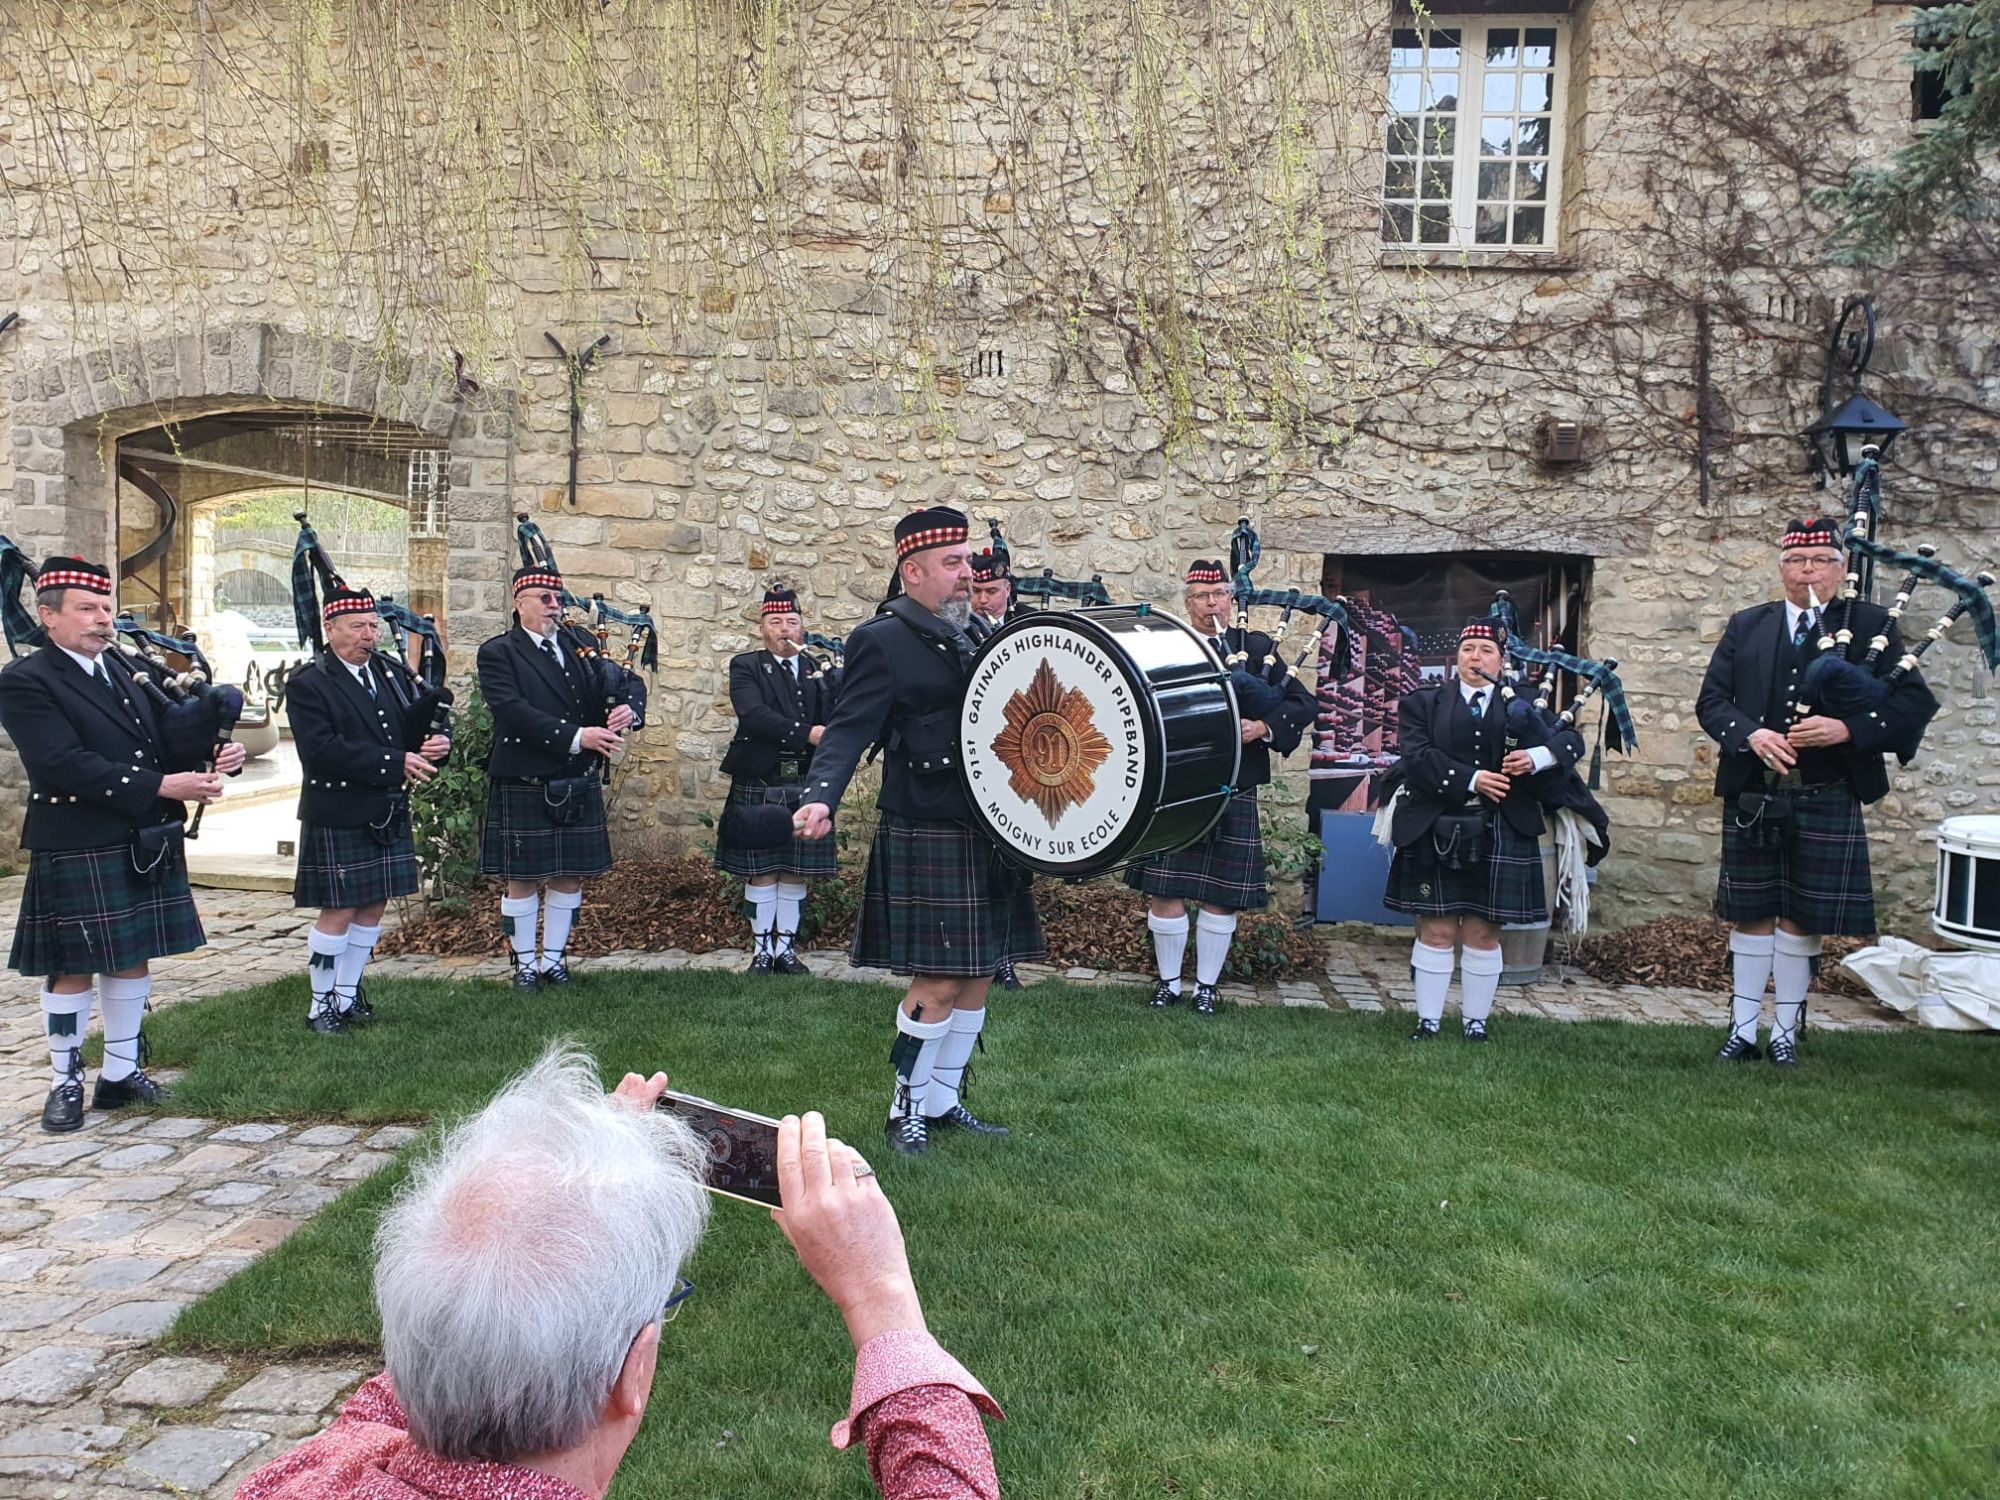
<box><xmin>959</xmin><ymin>606</ymin><xmax>1233</xmax><ymax>878</ymax></box>
<box><xmin>1936</xmin><ymin>814</ymin><xmax>2000</xmax><ymax>849</ymax></box>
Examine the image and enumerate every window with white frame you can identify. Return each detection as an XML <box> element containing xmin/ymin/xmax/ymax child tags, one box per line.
<box><xmin>1380</xmin><ymin>19</ymin><xmax>1568</xmax><ymax>252</ymax></box>
<box><xmin>407</xmin><ymin>449</ymin><xmax>449</xmax><ymax>538</ymax></box>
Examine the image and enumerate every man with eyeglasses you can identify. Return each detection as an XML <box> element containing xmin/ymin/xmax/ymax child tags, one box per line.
<box><xmin>235</xmin><ymin>1045</ymin><xmax>1002</xmax><ymax>1500</ymax></box>
<box><xmin>1123</xmin><ymin>558</ymin><xmax>1317</xmax><ymax>1016</ymax></box>
<box><xmin>1696</xmin><ymin>517</ymin><xmax>1935</xmax><ymax>1068</ymax></box>
<box><xmin>477</xmin><ymin>566</ymin><xmax>640</xmax><ymax>990</ymax></box>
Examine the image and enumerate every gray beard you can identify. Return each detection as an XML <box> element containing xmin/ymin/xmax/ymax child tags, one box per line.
<box><xmin>939</xmin><ymin>598</ymin><xmax>973</xmax><ymax>630</ymax></box>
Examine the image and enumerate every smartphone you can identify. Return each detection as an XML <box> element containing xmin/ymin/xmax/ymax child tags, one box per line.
<box><xmin>657</xmin><ymin>1090</ymin><xmax>783</xmax><ymax>1208</ymax></box>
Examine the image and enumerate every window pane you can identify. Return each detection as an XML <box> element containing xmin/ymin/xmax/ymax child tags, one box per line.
<box><xmin>1418</xmin><ymin>205</ymin><xmax>1452</xmax><ymax>243</ymax></box>
<box><xmin>1517</xmin><ymin>116</ymin><xmax>1552</xmax><ymax>158</ymax></box>
<box><xmin>1478</xmin><ymin>161</ymin><xmax>1511</xmax><ymax>199</ymax></box>
<box><xmin>1480</xmin><ymin>116</ymin><xmax>1512</xmax><ymax>156</ymax></box>
<box><xmin>1387</xmin><ymin>115</ymin><xmax>1418</xmax><ymax>155</ymax></box>
<box><xmin>1486</xmin><ymin>28</ymin><xmax>1518</xmax><ymax>66</ymax></box>
<box><xmin>1391</xmin><ymin>29</ymin><xmax>1423</xmax><ymax>68</ymax></box>
<box><xmin>1484</xmin><ymin>72</ymin><xmax>1516</xmax><ymax>112</ymax></box>
<box><xmin>1516</xmin><ymin>160</ymin><xmax>1548</xmax><ymax>201</ymax></box>
<box><xmin>1383</xmin><ymin>159</ymin><xmax>1415</xmax><ymax>196</ymax></box>
<box><xmin>1388</xmin><ymin>72</ymin><xmax>1422</xmax><ymax>112</ymax></box>
<box><xmin>1428</xmin><ymin>29</ymin><xmax>1461</xmax><ymax>69</ymax></box>
<box><xmin>1524</xmin><ymin>28</ymin><xmax>1557</xmax><ymax>68</ymax></box>
<box><xmin>1421</xmin><ymin>162</ymin><xmax>1453</xmax><ymax>200</ymax></box>
<box><xmin>1425</xmin><ymin>71</ymin><xmax>1459</xmax><ymax>109</ymax></box>
<box><xmin>1475</xmin><ymin>204</ymin><xmax>1508</xmax><ymax>245</ymax></box>
<box><xmin>1512</xmin><ymin>206</ymin><xmax>1546</xmax><ymax>245</ymax></box>
<box><xmin>1423</xmin><ymin>116</ymin><xmax>1456</xmax><ymax>154</ymax></box>
<box><xmin>1520</xmin><ymin>72</ymin><xmax>1553</xmax><ymax>112</ymax></box>
<box><xmin>1381</xmin><ymin>204</ymin><xmax>1414</xmax><ymax>243</ymax></box>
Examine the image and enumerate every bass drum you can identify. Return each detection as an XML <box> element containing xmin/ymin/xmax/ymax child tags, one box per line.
<box><xmin>959</xmin><ymin>607</ymin><xmax>1240</xmax><ymax>879</ymax></box>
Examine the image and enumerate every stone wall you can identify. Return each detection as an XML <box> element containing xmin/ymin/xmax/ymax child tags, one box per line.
<box><xmin>0</xmin><ymin>0</ymin><xmax>1992</xmax><ymax>930</ymax></box>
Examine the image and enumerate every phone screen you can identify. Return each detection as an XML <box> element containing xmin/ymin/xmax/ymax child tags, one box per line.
<box><xmin>656</xmin><ymin>1090</ymin><xmax>784</xmax><ymax>1208</ymax></box>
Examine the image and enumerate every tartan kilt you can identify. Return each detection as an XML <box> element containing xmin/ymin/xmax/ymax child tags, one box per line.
<box><xmin>9</xmin><ymin>842</ymin><xmax>205</xmax><ymax>978</ymax></box>
<box><xmin>479</xmin><ymin>778</ymin><xmax>613</xmax><ymax>882</ymax></box>
<box><xmin>853</xmin><ymin>814</ymin><xmax>1047</xmax><ymax>978</ymax></box>
<box><xmin>714</xmin><ymin>782</ymin><xmax>839</xmax><ymax>881</ymax></box>
<box><xmin>1383</xmin><ymin>815</ymin><xmax>1548</xmax><ymax>925</ymax></box>
<box><xmin>1715</xmin><ymin>784</ymin><xmax>1875</xmax><ymax>936</ymax></box>
<box><xmin>293</xmin><ymin>820</ymin><xmax>421</xmax><ymax>909</ymax></box>
<box><xmin>1123</xmin><ymin>790</ymin><xmax>1268</xmax><ymax>911</ymax></box>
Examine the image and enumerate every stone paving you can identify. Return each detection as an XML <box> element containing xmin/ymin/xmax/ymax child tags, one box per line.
<box><xmin>0</xmin><ymin>876</ymin><xmax>1908</xmax><ymax>1496</ymax></box>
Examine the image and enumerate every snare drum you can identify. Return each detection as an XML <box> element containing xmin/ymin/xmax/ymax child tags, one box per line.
<box><xmin>959</xmin><ymin>607</ymin><xmax>1240</xmax><ymax>879</ymax></box>
<box><xmin>1933</xmin><ymin>814</ymin><xmax>2000</xmax><ymax>953</ymax></box>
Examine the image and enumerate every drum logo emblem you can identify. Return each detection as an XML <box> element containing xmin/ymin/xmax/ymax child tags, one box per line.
<box><xmin>990</xmin><ymin>658</ymin><xmax>1113</xmax><ymax>825</ymax></box>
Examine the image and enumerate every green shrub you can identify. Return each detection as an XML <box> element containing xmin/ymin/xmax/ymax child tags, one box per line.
<box><xmin>409</xmin><ymin>680</ymin><xmax>494</xmax><ymax>913</ymax></box>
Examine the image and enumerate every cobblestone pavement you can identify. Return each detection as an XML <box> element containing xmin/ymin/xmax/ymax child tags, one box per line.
<box><xmin>0</xmin><ymin>877</ymin><xmax>1907</xmax><ymax>1495</ymax></box>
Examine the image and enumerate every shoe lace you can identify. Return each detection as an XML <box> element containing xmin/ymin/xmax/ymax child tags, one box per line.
<box><xmin>1770</xmin><ymin>1035</ymin><xmax>1797</xmax><ymax>1062</ymax></box>
<box><xmin>893</xmin><ymin>1111</ymin><xmax>927</xmax><ymax>1144</ymax></box>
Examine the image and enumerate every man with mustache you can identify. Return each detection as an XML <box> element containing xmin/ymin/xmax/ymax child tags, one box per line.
<box><xmin>794</xmin><ymin>507</ymin><xmax>1046</xmax><ymax>1158</ymax></box>
<box><xmin>0</xmin><ymin>557</ymin><xmax>246</xmax><ymax>1132</ymax></box>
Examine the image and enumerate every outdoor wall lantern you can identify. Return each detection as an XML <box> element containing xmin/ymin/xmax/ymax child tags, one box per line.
<box><xmin>1802</xmin><ymin>296</ymin><xmax>1907</xmax><ymax>482</ymax></box>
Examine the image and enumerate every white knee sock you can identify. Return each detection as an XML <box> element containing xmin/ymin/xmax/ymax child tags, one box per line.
<box><xmin>1148</xmin><ymin>911</ymin><xmax>1189</xmax><ymax>994</ymax></box>
<box><xmin>97</xmin><ymin>974</ymin><xmax>151</xmax><ymax>1082</ymax></box>
<box><xmin>1728</xmin><ymin>929</ymin><xmax>1775</xmax><ymax>1043</ymax></box>
<box><xmin>541</xmin><ymin>888</ymin><xmax>582</xmax><ymax>970</ymax></box>
<box><xmin>501</xmin><ymin>894</ymin><xmax>539</xmax><ymax>967</ymax></box>
<box><xmin>336</xmin><ymin>923</ymin><xmax>381</xmax><ymax>1013</ymax></box>
<box><xmin>306</xmin><ymin>927</ymin><xmax>346</xmax><ymax>1020</ymax></box>
<box><xmin>1460</xmin><ymin>945</ymin><xmax>1503</xmax><ymax>1026</ymax></box>
<box><xmin>1194</xmin><ymin>909</ymin><xmax>1237</xmax><ymax>986</ymax></box>
<box><xmin>888</xmin><ymin>1006</ymin><xmax>952</xmax><ymax>1120</ymax></box>
<box><xmin>42</xmin><ymin>986</ymin><xmax>94</xmax><ymax>1086</ymax></box>
<box><xmin>1412</xmin><ymin>941</ymin><xmax>1454</xmax><ymax>1024</ymax></box>
<box><xmin>1773</xmin><ymin>930</ymin><xmax>1819</xmax><ymax>1048</ymax></box>
<box><xmin>747</xmin><ymin>883</ymin><xmax>778</xmax><ymax>955</ymax></box>
<box><xmin>923</xmin><ymin>1007</ymin><xmax>987</xmax><ymax>1118</ymax></box>
<box><xmin>775</xmin><ymin>881</ymin><xmax>806</xmax><ymax>950</ymax></box>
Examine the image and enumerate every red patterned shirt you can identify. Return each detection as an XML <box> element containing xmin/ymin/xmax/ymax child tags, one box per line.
<box><xmin>235</xmin><ymin>1330</ymin><xmax>1001</xmax><ymax>1500</ymax></box>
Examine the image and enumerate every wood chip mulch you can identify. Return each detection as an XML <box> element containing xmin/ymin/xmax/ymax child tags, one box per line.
<box><xmin>378</xmin><ymin>856</ymin><xmax>1323</xmax><ymax>982</ymax></box>
<box><xmin>1571</xmin><ymin>916</ymin><xmax>1872</xmax><ymax>998</ymax></box>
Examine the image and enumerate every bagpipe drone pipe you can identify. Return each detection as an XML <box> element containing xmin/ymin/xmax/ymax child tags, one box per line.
<box><xmin>513</xmin><ymin>514</ymin><xmax>652</xmax><ymax>766</ymax></box>
<box><xmin>1221</xmin><ymin>515</ymin><xmax>1350</xmax><ymax>733</ymax></box>
<box><xmin>291</xmin><ymin>512</ymin><xmax>454</xmax><ymax>751</ymax></box>
<box><xmin>983</xmin><ymin>516</ymin><xmax>1116</xmax><ymax>611</ymax></box>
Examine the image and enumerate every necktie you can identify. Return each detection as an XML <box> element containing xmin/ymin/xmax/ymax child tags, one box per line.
<box><xmin>360</xmin><ymin>665</ymin><xmax>376</xmax><ymax>699</ymax></box>
<box><xmin>1472</xmin><ymin>691</ymin><xmax>1488</xmax><ymax>717</ymax></box>
<box><xmin>1792</xmin><ymin>610</ymin><xmax>1816</xmax><ymax>649</ymax></box>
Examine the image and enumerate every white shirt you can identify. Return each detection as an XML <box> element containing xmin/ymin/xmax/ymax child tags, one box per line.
<box><xmin>60</xmin><ymin>644</ymin><xmax>109</xmax><ymax>681</ymax></box>
<box><xmin>343</xmin><ymin>656</ymin><xmax>376</xmax><ymax>694</ymax></box>
<box><xmin>1459</xmin><ymin>678</ymin><xmax>1555</xmax><ymax>773</ymax></box>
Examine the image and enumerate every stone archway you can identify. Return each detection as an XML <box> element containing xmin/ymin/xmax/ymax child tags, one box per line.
<box><xmin>2</xmin><ymin>324</ymin><xmax>515</xmax><ymax>844</ymax></box>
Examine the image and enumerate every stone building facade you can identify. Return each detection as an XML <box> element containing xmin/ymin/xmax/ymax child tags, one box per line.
<box><xmin>0</xmin><ymin>0</ymin><xmax>1992</xmax><ymax>930</ymax></box>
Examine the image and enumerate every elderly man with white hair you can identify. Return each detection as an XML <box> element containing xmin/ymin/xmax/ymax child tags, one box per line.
<box><xmin>236</xmin><ymin>1045</ymin><xmax>1002</xmax><ymax>1500</ymax></box>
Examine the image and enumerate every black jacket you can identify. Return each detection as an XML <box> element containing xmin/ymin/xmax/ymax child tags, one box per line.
<box><xmin>1203</xmin><ymin>628</ymin><xmax>1321</xmax><ymax>791</ymax></box>
<box><xmin>286</xmin><ymin>652</ymin><xmax>421</xmax><ymax>828</ymax></box>
<box><xmin>0</xmin><ymin>645</ymin><xmax>202</xmax><ymax>850</ymax></box>
<box><xmin>1696</xmin><ymin>599</ymin><xmax>1935</xmax><ymax>804</ymax></box>
<box><xmin>805</xmin><ymin>601</ymin><xmax>986</xmax><ymax>822</ymax></box>
<box><xmin>1389</xmin><ymin>680</ymin><xmax>1556</xmax><ymax>846</ymax></box>
<box><xmin>478</xmin><ymin>626</ymin><xmax>647</xmax><ymax>780</ymax></box>
<box><xmin>720</xmin><ymin>650</ymin><xmax>837</xmax><ymax>781</ymax></box>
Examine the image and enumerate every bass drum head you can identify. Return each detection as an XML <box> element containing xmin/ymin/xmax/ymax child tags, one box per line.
<box><xmin>960</xmin><ymin>611</ymin><xmax>1167</xmax><ymax>878</ymax></box>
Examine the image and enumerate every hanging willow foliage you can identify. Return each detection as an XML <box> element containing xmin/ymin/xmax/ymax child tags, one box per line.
<box><xmin>8</xmin><ymin>0</ymin><xmax>1400</xmax><ymax>448</ymax></box>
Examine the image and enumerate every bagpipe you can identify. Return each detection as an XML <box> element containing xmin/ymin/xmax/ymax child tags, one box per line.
<box><xmin>291</xmin><ymin>512</ymin><xmax>454</xmax><ymax>752</ymax></box>
<box><xmin>1483</xmin><ymin>588</ymin><xmax>1636</xmax><ymax>788</ymax></box>
<box><xmin>513</xmin><ymin>514</ymin><xmax>653</xmax><ymax>781</ymax></box>
<box><xmin>1793</xmin><ymin>449</ymin><xmax>1996</xmax><ymax>760</ymax></box>
<box><xmin>0</xmin><ymin>535</ymin><xmax>243</xmax><ymax>835</ymax></box>
<box><xmin>803</xmin><ymin>632</ymin><xmax>846</xmax><ymax>675</ymax></box>
<box><xmin>1221</xmin><ymin>516</ymin><xmax>1350</xmax><ymax>721</ymax></box>
<box><xmin>983</xmin><ymin>517</ymin><xmax>1114</xmax><ymax>610</ymax></box>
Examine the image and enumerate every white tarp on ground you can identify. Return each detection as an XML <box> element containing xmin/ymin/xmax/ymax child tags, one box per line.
<box><xmin>1840</xmin><ymin>936</ymin><xmax>2000</xmax><ymax>1031</ymax></box>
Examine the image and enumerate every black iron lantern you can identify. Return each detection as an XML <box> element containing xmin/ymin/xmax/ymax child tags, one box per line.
<box><xmin>1804</xmin><ymin>390</ymin><xmax>1907</xmax><ymax>479</ymax></box>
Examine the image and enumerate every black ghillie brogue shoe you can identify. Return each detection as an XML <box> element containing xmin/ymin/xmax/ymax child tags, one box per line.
<box><xmin>925</xmin><ymin>1103</ymin><xmax>1010</xmax><ymax>1137</ymax></box>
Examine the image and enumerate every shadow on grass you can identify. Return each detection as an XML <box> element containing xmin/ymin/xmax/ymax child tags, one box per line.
<box><xmin>148</xmin><ymin>970</ymin><xmax>2000</xmax><ymax>1499</ymax></box>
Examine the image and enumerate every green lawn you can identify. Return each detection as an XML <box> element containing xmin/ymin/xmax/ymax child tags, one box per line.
<box><xmin>143</xmin><ymin>970</ymin><xmax>2000</xmax><ymax>1499</ymax></box>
